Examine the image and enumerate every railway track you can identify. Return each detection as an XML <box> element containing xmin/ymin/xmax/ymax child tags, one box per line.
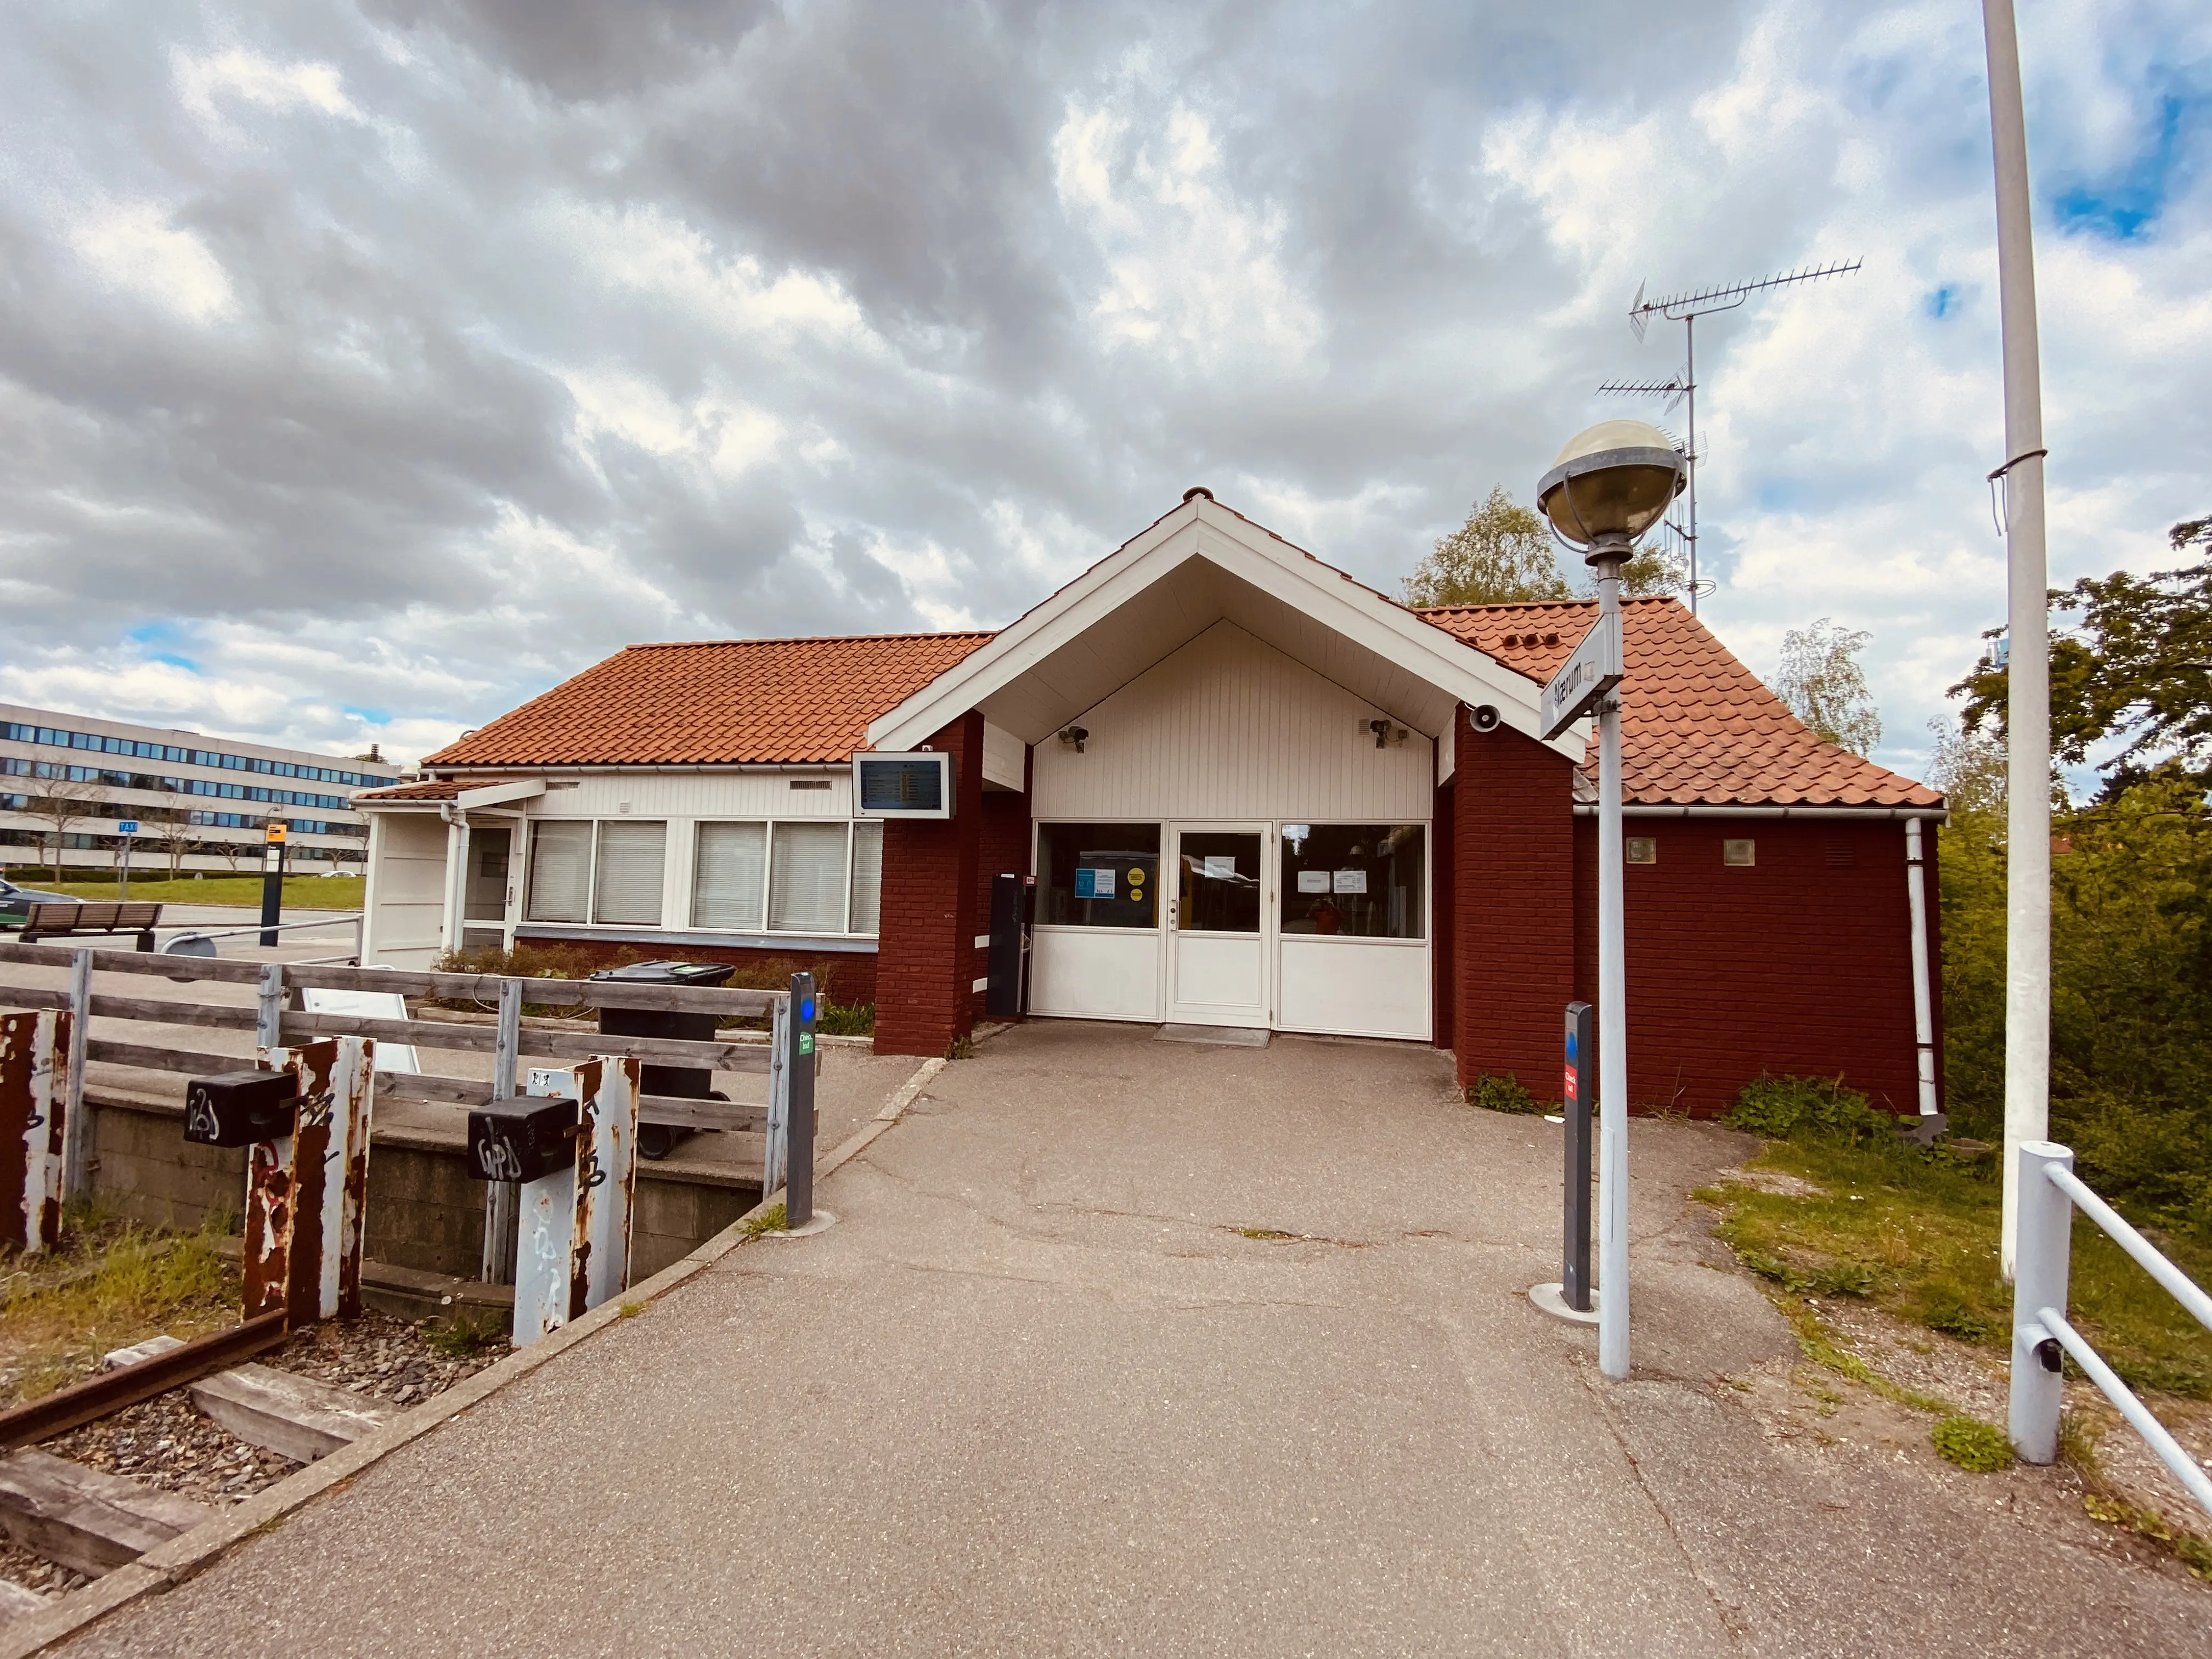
<box><xmin>0</xmin><ymin>1311</ymin><xmax>474</xmax><ymax>1624</ymax></box>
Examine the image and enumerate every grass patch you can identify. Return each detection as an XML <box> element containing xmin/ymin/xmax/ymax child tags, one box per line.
<box><xmin>1701</xmin><ymin>1128</ymin><xmax>2212</xmax><ymax>1401</ymax></box>
<box><xmin>1931</xmin><ymin>1415</ymin><xmax>2013</xmax><ymax>1472</ymax></box>
<box><xmin>741</xmin><ymin>1203</ymin><xmax>788</xmax><ymax>1239</ymax></box>
<box><xmin>424</xmin><ymin>1312</ymin><xmax>505</xmax><ymax>1358</ymax></box>
<box><xmin>1238</xmin><ymin>1227</ymin><xmax>1296</xmax><ymax>1242</ymax></box>
<box><xmin>0</xmin><ymin>1224</ymin><xmax>240</xmax><ymax>1405</ymax></box>
<box><xmin>1467</xmin><ymin>1071</ymin><xmax>1544</xmax><ymax>1115</ymax></box>
<box><xmin>616</xmin><ymin>1300</ymin><xmax>646</xmax><ymax>1320</ymax></box>
<box><xmin>12</xmin><ymin>874</ymin><xmax>364</xmax><ymax>909</ymax></box>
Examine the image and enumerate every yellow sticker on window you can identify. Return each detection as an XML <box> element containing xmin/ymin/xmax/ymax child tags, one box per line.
<box><xmin>1128</xmin><ymin>867</ymin><xmax>1145</xmax><ymax>884</ymax></box>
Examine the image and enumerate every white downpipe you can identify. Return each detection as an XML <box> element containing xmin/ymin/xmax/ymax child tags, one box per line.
<box><xmin>1595</xmin><ymin>568</ymin><xmax>1630</xmax><ymax>1381</ymax></box>
<box><xmin>1984</xmin><ymin>0</ymin><xmax>2051</xmax><ymax>1278</ymax></box>
<box><xmin>1905</xmin><ymin>820</ymin><xmax>1938</xmax><ymax>1116</ymax></box>
<box><xmin>438</xmin><ymin>804</ymin><xmax>471</xmax><ymax>962</ymax></box>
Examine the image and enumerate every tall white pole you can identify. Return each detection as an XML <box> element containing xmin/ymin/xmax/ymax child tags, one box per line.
<box><xmin>1983</xmin><ymin>0</ymin><xmax>2050</xmax><ymax>1278</ymax></box>
<box><xmin>1595</xmin><ymin>557</ymin><xmax>1630</xmax><ymax>1379</ymax></box>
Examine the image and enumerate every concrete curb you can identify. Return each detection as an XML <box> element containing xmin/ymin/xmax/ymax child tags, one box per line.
<box><xmin>0</xmin><ymin>1053</ymin><xmax>946</xmax><ymax>1658</ymax></box>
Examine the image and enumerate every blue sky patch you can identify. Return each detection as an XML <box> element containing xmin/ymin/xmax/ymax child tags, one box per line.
<box><xmin>1923</xmin><ymin>285</ymin><xmax>1959</xmax><ymax>319</ymax></box>
<box><xmin>2052</xmin><ymin>92</ymin><xmax>2203</xmax><ymax>241</ymax></box>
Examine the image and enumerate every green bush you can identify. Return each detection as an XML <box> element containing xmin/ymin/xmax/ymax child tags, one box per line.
<box><xmin>1931</xmin><ymin>1415</ymin><xmax>2013</xmax><ymax>1472</ymax></box>
<box><xmin>1468</xmin><ymin>1071</ymin><xmax>1543</xmax><ymax>1115</ymax></box>
<box><xmin>1725</xmin><ymin>1074</ymin><xmax>1893</xmax><ymax>1145</ymax></box>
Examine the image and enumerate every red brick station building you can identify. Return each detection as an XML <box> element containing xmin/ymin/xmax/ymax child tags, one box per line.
<box><xmin>358</xmin><ymin>491</ymin><xmax>1944</xmax><ymax>1116</ymax></box>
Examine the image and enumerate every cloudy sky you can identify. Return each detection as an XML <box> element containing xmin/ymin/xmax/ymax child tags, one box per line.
<box><xmin>1</xmin><ymin>1</ymin><xmax>2205</xmax><ymax>781</ymax></box>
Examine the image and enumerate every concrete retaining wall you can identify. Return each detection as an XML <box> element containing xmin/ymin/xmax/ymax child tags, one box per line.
<box><xmin>86</xmin><ymin>1091</ymin><xmax>758</xmax><ymax>1281</ymax></box>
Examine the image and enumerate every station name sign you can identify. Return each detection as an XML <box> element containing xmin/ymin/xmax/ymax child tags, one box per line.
<box><xmin>1540</xmin><ymin>613</ymin><xmax>1624</xmax><ymax>741</ymax></box>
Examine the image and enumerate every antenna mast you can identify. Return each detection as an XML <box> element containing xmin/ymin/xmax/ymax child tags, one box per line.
<box><xmin>1600</xmin><ymin>258</ymin><xmax>1861</xmax><ymax>615</ymax></box>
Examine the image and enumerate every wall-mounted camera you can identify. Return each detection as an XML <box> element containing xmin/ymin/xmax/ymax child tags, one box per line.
<box><xmin>1057</xmin><ymin>725</ymin><xmax>1088</xmax><ymax>754</ymax></box>
<box><xmin>1470</xmin><ymin>705</ymin><xmax>1501</xmax><ymax>733</ymax></box>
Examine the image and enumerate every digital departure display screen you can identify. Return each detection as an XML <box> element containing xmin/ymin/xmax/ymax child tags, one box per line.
<box><xmin>854</xmin><ymin>754</ymin><xmax>952</xmax><ymax>817</ymax></box>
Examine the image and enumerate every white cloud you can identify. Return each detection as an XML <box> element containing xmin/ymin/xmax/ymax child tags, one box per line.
<box><xmin>173</xmin><ymin>47</ymin><xmax>361</xmax><ymax>130</ymax></box>
<box><xmin>1054</xmin><ymin>99</ymin><xmax>1322</xmax><ymax>370</ymax></box>
<box><xmin>66</xmin><ymin>204</ymin><xmax>235</xmax><ymax>324</ymax></box>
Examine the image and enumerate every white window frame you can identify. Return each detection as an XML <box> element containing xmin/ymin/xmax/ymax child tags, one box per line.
<box><xmin>690</xmin><ymin>817</ymin><xmax>881</xmax><ymax>938</ymax></box>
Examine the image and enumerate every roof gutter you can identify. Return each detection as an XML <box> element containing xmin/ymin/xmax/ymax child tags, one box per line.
<box><xmin>1573</xmin><ymin>803</ymin><xmax>1949</xmax><ymax>822</ymax></box>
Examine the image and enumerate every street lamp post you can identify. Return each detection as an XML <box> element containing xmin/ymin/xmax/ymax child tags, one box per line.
<box><xmin>1537</xmin><ymin>420</ymin><xmax>1687</xmax><ymax>1381</ymax></box>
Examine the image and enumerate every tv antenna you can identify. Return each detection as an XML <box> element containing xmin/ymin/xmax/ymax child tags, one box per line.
<box><xmin>1599</xmin><ymin>258</ymin><xmax>1861</xmax><ymax>616</ymax></box>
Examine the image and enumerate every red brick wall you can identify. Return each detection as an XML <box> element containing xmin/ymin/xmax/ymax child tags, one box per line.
<box><xmin>507</xmin><ymin>935</ymin><xmax>876</xmax><ymax>1005</ymax></box>
<box><xmin>1451</xmin><ymin>706</ymin><xmax>1578</xmax><ymax>1088</ymax></box>
<box><xmin>1570</xmin><ymin>815</ymin><xmax>1926</xmax><ymax>1115</ymax></box>
<box><xmin>1431</xmin><ymin>778</ymin><xmax>1455</xmax><ymax>1051</ymax></box>
<box><xmin>874</xmin><ymin>712</ymin><xmax>986</xmax><ymax>1056</ymax></box>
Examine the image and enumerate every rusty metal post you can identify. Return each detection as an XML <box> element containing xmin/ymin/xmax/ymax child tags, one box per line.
<box><xmin>511</xmin><ymin>1055</ymin><xmax>641</xmax><ymax>1345</ymax></box>
<box><xmin>245</xmin><ymin>1035</ymin><xmax>376</xmax><ymax>1324</ymax></box>
<box><xmin>0</xmin><ymin>1009</ymin><xmax>69</xmax><ymax>1254</ymax></box>
<box><xmin>479</xmin><ymin>977</ymin><xmax>522</xmax><ymax>1286</ymax></box>
<box><xmin>61</xmin><ymin>950</ymin><xmax>91</xmax><ymax>1203</ymax></box>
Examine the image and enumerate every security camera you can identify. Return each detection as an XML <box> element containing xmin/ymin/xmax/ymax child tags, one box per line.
<box><xmin>1058</xmin><ymin>726</ymin><xmax>1088</xmax><ymax>754</ymax></box>
<box><xmin>1471</xmin><ymin>705</ymin><xmax>1501</xmax><ymax>733</ymax></box>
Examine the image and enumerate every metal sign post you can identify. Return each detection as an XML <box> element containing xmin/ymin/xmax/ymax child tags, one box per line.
<box><xmin>115</xmin><ymin>820</ymin><xmax>138</xmax><ymax>899</ymax></box>
<box><xmin>259</xmin><ymin>822</ymin><xmax>287</xmax><ymax>947</ymax></box>
<box><xmin>1528</xmin><ymin>1002</ymin><xmax>1599</xmax><ymax>1327</ymax></box>
<box><xmin>786</xmin><ymin>973</ymin><xmax>817</xmax><ymax>1228</ymax></box>
<box><xmin>1561</xmin><ymin>1001</ymin><xmax>1595</xmax><ymax>1313</ymax></box>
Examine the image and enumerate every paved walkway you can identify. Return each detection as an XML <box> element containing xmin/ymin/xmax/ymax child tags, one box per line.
<box><xmin>61</xmin><ymin>1023</ymin><xmax>2208</xmax><ymax>1656</ymax></box>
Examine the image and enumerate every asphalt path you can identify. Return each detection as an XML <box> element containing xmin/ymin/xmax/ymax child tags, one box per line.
<box><xmin>58</xmin><ymin>1022</ymin><xmax>2209</xmax><ymax>1656</ymax></box>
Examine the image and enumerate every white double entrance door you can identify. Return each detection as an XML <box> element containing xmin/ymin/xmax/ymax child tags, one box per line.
<box><xmin>1165</xmin><ymin>823</ymin><xmax>1271</xmax><ymax>1028</ymax></box>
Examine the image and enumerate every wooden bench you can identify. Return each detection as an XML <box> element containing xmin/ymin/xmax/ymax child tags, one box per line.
<box><xmin>18</xmin><ymin>901</ymin><xmax>162</xmax><ymax>951</ymax></box>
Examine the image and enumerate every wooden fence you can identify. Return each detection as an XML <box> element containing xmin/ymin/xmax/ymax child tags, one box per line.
<box><xmin>0</xmin><ymin>940</ymin><xmax>800</xmax><ymax>1201</ymax></box>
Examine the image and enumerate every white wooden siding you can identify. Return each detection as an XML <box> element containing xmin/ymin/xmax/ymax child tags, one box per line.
<box><xmin>363</xmin><ymin>812</ymin><xmax>448</xmax><ymax>969</ymax></box>
<box><xmin>981</xmin><ymin>722</ymin><xmax>1026</xmax><ymax>791</ymax></box>
<box><xmin>527</xmin><ymin>771</ymin><xmax>851</xmax><ymax>820</ymax></box>
<box><xmin>1030</xmin><ymin>621</ymin><xmax>1435</xmax><ymax>821</ymax></box>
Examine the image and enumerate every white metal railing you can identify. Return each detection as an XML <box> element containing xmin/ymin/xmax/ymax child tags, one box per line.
<box><xmin>2010</xmin><ymin>1141</ymin><xmax>2212</xmax><ymax>1516</ymax></box>
<box><xmin>160</xmin><ymin>912</ymin><xmax>365</xmax><ymax>964</ymax></box>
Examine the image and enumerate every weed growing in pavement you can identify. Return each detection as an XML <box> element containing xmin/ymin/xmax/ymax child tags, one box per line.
<box><xmin>1931</xmin><ymin>1415</ymin><xmax>2013</xmax><ymax>1472</ymax></box>
<box><xmin>741</xmin><ymin>1204</ymin><xmax>789</xmax><ymax>1239</ymax></box>
<box><xmin>1238</xmin><ymin>1227</ymin><xmax>1296</xmax><ymax>1242</ymax></box>
<box><xmin>616</xmin><ymin>1301</ymin><xmax>646</xmax><ymax>1320</ymax></box>
<box><xmin>1466</xmin><ymin>1072</ymin><xmax>1543</xmax><ymax>1114</ymax></box>
<box><xmin>424</xmin><ymin>1314</ymin><xmax>504</xmax><ymax>1358</ymax></box>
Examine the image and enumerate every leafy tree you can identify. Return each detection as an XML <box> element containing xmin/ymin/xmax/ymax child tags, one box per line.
<box><xmin>1774</xmin><ymin>618</ymin><xmax>1882</xmax><ymax>755</ymax></box>
<box><xmin>1618</xmin><ymin>544</ymin><xmax>1686</xmax><ymax>599</ymax></box>
<box><xmin>1405</xmin><ymin>487</ymin><xmax>1573</xmax><ymax>607</ymax></box>
<box><xmin>1954</xmin><ymin>515</ymin><xmax>2212</xmax><ymax>794</ymax></box>
<box><xmin>1406</xmin><ymin>486</ymin><xmax>1689</xmax><ymax>608</ymax></box>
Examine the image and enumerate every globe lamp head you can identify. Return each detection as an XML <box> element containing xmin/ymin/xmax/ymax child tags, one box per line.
<box><xmin>1536</xmin><ymin>419</ymin><xmax>1688</xmax><ymax>557</ymax></box>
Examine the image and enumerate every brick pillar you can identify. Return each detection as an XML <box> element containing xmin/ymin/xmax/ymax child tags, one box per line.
<box><xmin>1431</xmin><ymin>776</ymin><xmax>1455</xmax><ymax>1051</ymax></box>
<box><xmin>872</xmin><ymin>712</ymin><xmax>987</xmax><ymax>1057</ymax></box>
<box><xmin>1452</xmin><ymin>703</ymin><xmax>1578</xmax><ymax>1090</ymax></box>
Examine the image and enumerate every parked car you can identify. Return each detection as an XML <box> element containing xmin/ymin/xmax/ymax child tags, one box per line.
<box><xmin>0</xmin><ymin>876</ymin><xmax>76</xmax><ymax>929</ymax></box>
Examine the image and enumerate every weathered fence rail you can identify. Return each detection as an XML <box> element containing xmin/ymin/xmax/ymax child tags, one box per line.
<box><xmin>0</xmin><ymin>939</ymin><xmax>795</xmax><ymax>1147</ymax></box>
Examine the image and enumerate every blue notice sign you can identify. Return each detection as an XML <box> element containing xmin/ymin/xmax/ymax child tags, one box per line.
<box><xmin>1074</xmin><ymin>866</ymin><xmax>1115</xmax><ymax>900</ymax></box>
<box><xmin>116</xmin><ymin>820</ymin><xmax>140</xmax><ymax>835</ymax></box>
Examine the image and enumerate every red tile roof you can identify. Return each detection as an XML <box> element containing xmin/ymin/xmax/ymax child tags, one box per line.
<box><xmin>1419</xmin><ymin>598</ymin><xmax>1940</xmax><ymax>809</ymax></box>
<box><xmin>353</xmin><ymin>779</ymin><xmax>464</xmax><ymax>802</ymax></box>
<box><xmin>420</xmin><ymin>634</ymin><xmax>993</xmax><ymax>768</ymax></box>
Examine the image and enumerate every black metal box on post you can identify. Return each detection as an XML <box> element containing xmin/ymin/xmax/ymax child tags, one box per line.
<box><xmin>466</xmin><ymin>1096</ymin><xmax>580</xmax><ymax>1184</ymax></box>
<box><xmin>985</xmin><ymin>873</ymin><xmax>1030</xmax><ymax>1019</ymax></box>
<box><xmin>588</xmin><ymin>960</ymin><xmax>736</xmax><ymax>1160</ymax></box>
<box><xmin>183</xmin><ymin>1070</ymin><xmax>299</xmax><ymax>1147</ymax></box>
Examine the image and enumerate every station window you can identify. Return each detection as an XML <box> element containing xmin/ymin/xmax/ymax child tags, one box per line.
<box><xmin>1626</xmin><ymin>837</ymin><xmax>1657</xmax><ymax>865</ymax></box>
<box><xmin>1723</xmin><ymin>839</ymin><xmax>1756</xmax><ymax>867</ymax></box>
<box><xmin>1036</xmin><ymin>822</ymin><xmax>1160</xmax><ymax>929</ymax></box>
<box><xmin>1279</xmin><ymin>823</ymin><xmax>1425</xmax><ymax>939</ymax></box>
